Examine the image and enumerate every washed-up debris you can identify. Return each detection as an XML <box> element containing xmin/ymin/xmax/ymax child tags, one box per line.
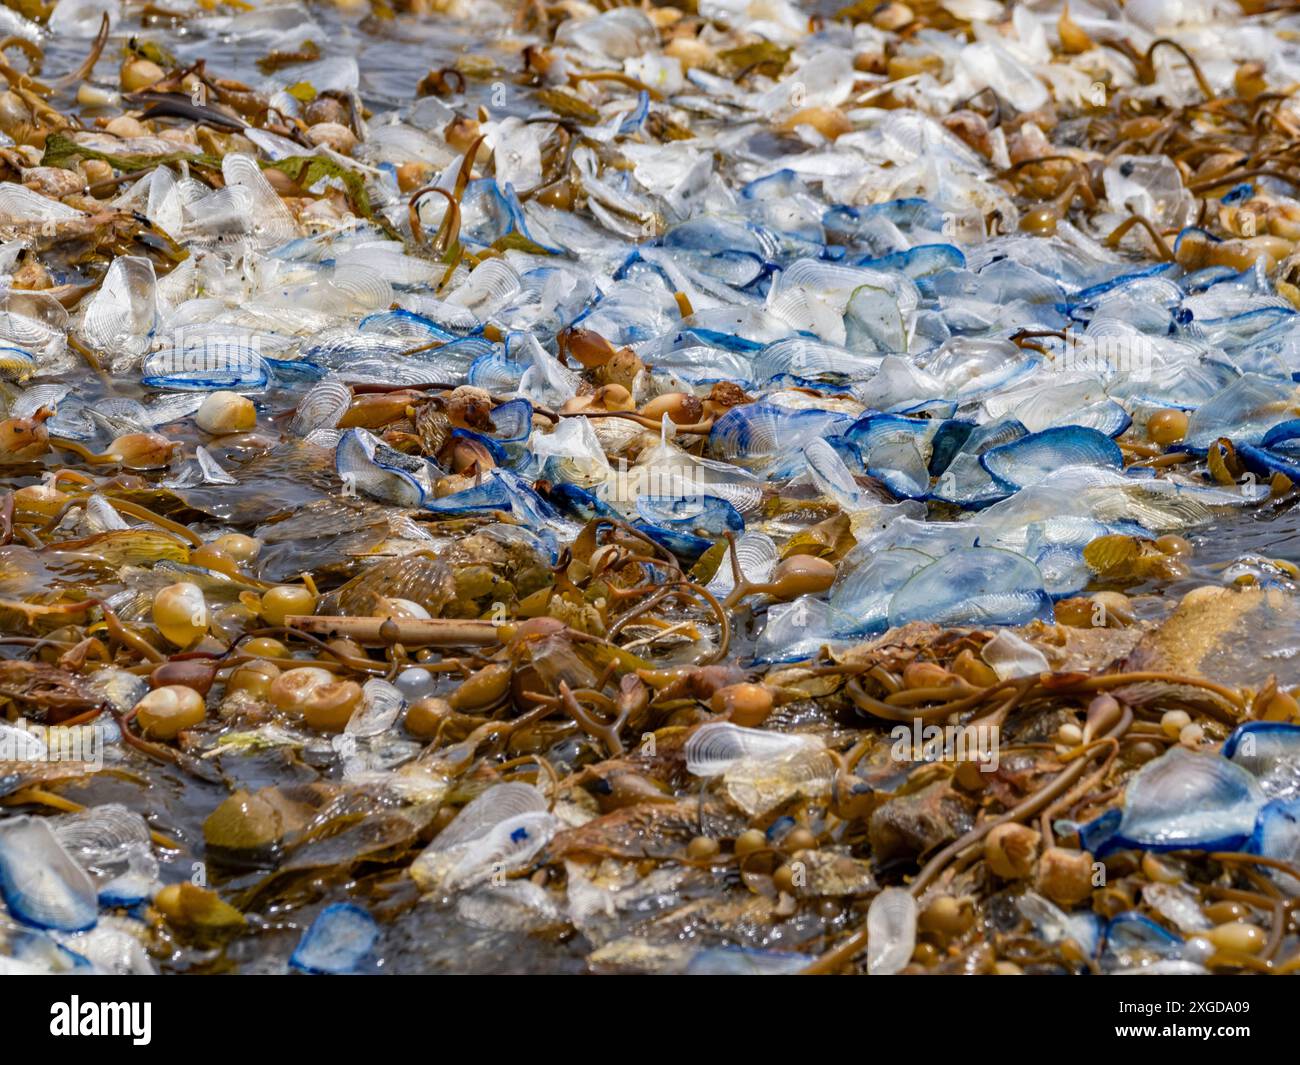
<box><xmin>4</xmin><ymin>0</ymin><xmax>1300</xmax><ymax>976</ymax></box>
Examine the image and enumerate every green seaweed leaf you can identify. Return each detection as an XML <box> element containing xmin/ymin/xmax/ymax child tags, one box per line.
<box><xmin>490</xmin><ymin>231</ymin><xmax>555</xmax><ymax>256</ymax></box>
<box><xmin>41</xmin><ymin>131</ymin><xmax>220</xmax><ymax>172</ymax></box>
<box><xmin>42</xmin><ymin>137</ymin><xmax>399</xmax><ymax>244</ymax></box>
<box><xmin>261</xmin><ymin>155</ymin><xmax>399</xmax><ymax>240</ymax></box>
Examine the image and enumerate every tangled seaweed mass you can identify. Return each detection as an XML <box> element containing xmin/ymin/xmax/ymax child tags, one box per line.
<box><xmin>7</xmin><ymin>0</ymin><xmax>1300</xmax><ymax>978</ymax></box>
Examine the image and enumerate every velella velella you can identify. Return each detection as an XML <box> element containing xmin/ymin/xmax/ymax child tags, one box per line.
<box><xmin>0</xmin><ymin>817</ymin><xmax>98</xmax><ymax>933</ymax></box>
<box><xmin>980</xmin><ymin>426</ymin><xmax>1124</xmax><ymax>491</ymax></box>
<box><xmin>887</xmin><ymin>547</ymin><xmax>1054</xmax><ymax>628</ymax></box>
<box><xmin>290</xmin><ymin>903</ymin><xmax>379</xmax><ymax>975</ymax></box>
<box><xmin>1084</xmin><ymin>748</ymin><xmax>1266</xmax><ymax>854</ymax></box>
<box><xmin>866</xmin><ymin>887</ymin><xmax>916</xmax><ymax>976</ymax></box>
